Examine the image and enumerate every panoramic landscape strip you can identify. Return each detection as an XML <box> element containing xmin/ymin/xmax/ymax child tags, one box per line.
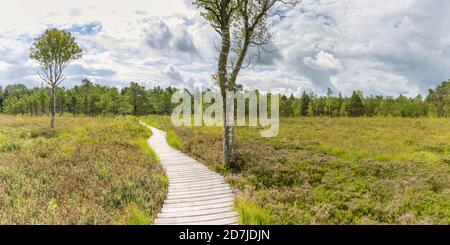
<box><xmin>0</xmin><ymin>0</ymin><xmax>449</xmax><ymax>236</ymax></box>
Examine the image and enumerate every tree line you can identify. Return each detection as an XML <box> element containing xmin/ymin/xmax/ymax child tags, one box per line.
<box><xmin>0</xmin><ymin>79</ymin><xmax>448</xmax><ymax>118</ymax></box>
<box><xmin>0</xmin><ymin>79</ymin><xmax>176</xmax><ymax>116</ymax></box>
<box><xmin>280</xmin><ymin>80</ymin><xmax>450</xmax><ymax>118</ymax></box>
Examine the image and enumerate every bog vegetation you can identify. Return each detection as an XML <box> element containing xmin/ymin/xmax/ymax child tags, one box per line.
<box><xmin>0</xmin><ymin>101</ymin><xmax>448</xmax><ymax>224</ymax></box>
<box><xmin>142</xmin><ymin>115</ymin><xmax>450</xmax><ymax>224</ymax></box>
<box><xmin>0</xmin><ymin>115</ymin><xmax>167</xmax><ymax>224</ymax></box>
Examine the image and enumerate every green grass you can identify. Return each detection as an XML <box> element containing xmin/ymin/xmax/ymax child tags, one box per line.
<box><xmin>121</xmin><ymin>203</ymin><xmax>151</xmax><ymax>225</ymax></box>
<box><xmin>141</xmin><ymin>115</ymin><xmax>182</xmax><ymax>150</ymax></box>
<box><xmin>234</xmin><ymin>197</ymin><xmax>272</xmax><ymax>225</ymax></box>
<box><xmin>148</xmin><ymin>116</ymin><xmax>450</xmax><ymax>224</ymax></box>
<box><xmin>0</xmin><ymin>115</ymin><xmax>167</xmax><ymax>224</ymax></box>
<box><xmin>166</xmin><ymin>130</ymin><xmax>182</xmax><ymax>150</ymax></box>
<box><xmin>135</xmin><ymin>137</ymin><xmax>160</xmax><ymax>163</ymax></box>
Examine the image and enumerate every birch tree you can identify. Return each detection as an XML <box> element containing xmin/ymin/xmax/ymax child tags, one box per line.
<box><xmin>194</xmin><ymin>0</ymin><xmax>300</xmax><ymax>167</ymax></box>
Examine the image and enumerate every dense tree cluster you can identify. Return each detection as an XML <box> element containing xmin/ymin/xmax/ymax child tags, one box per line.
<box><xmin>0</xmin><ymin>80</ymin><xmax>448</xmax><ymax>118</ymax></box>
<box><xmin>0</xmin><ymin>79</ymin><xmax>175</xmax><ymax>116</ymax></box>
<box><xmin>280</xmin><ymin>80</ymin><xmax>449</xmax><ymax>118</ymax></box>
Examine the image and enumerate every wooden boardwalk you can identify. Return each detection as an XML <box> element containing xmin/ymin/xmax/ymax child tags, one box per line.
<box><xmin>140</xmin><ymin>122</ymin><xmax>238</xmax><ymax>225</ymax></box>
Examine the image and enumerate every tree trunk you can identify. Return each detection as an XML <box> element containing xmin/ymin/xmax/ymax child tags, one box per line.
<box><xmin>59</xmin><ymin>96</ymin><xmax>64</xmax><ymax>116</ymax></box>
<box><xmin>223</xmin><ymin>126</ymin><xmax>236</xmax><ymax>166</ymax></box>
<box><xmin>218</xmin><ymin>25</ymin><xmax>237</xmax><ymax>167</ymax></box>
<box><xmin>222</xmin><ymin>95</ymin><xmax>236</xmax><ymax>167</ymax></box>
<box><xmin>51</xmin><ymin>86</ymin><xmax>56</xmax><ymax>128</ymax></box>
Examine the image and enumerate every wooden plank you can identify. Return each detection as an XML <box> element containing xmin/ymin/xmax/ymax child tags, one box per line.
<box><xmin>166</xmin><ymin>174</ymin><xmax>223</xmax><ymax>180</ymax></box>
<box><xmin>170</xmin><ymin>179</ymin><xmax>225</xmax><ymax>187</ymax></box>
<box><xmin>156</xmin><ymin>217</ymin><xmax>238</xmax><ymax>225</ymax></box>
<box><xmin>167</xmin><ymin>188</ymin><xmax>231</xmax><ymax>197</ymax></box>
<box><xmin>165</xmin><ymin>193</ymin><xmax>234</xmax><ymax>204</ymax></box>
<box><xmin>167</xmin><ymin>188</ymin><xmax>232</xmax><ymax>199</ymax></box>
<box><xmin>158</xmin><ymin>207</ymin><xmax>234</xmax><ymax>218</ymax></box>
<box><xmin>165</xmin><ymin>166</ymin><xmax>210</xmax><ymax>170</ymax></box>
<box><xmin>155</xmin><ymin>212</ymin><xmax>238</xmax><ymax>224</ymax></box>
<box><xmin>169</xmin><ymin>176</ymin><xmax>224</xmax><ymax>184</ymax></box>
<box><xmin>168</xmin><ymin>183</ymin><xmax>229</xmax><ymax>192</ymax></box>
<box><xmin>161</xmin><ymin>202</ymin><xmax>233</xmax><ymax>213</ymax></box>
<box><xmin>161</xmin><ymin>196</ymin><xmax>235</xmax><ymax>208</ymax></box>
<box><xmin>166</xmin><ymin>170</ymin><xmax>213</xmax><ymax>175</ymax></box>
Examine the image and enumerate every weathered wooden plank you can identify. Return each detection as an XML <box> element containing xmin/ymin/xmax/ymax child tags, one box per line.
<box><xmin>158</xmin><ymin>207</ymin><xmax>234</xmax><ymax>218</ymax></box>
<box><xmin>167</xmin><ymin>189</ymin><xmax>232</xmax><ymax>199</ymax></box>
<box><xmin>161</xmin><ymin>202</ymin><xmax>233</xmax><ymax>213</ymax></box>
<box><xmin>168</xmin><ymin>183</ymin><xmax>229</xmax><ymax>192</ymax></box>
<box><xmin>161</xmin><ymin>196</ymin><xmax>235</xmax><ymax>208</ymax></box>
<box><xmin>166</xmin><ymin>170</ymin><xmax>213</xmax><ymax>175</ymax></box>
<box><xmin>166</xmin><ymin>174</ymin><xmax>223</xmax><ymax>181</ymax></box>
<box><xmin>165</xmin><ymin>193</ymin><xmax>234</xmax><ymax>204</ymax></box>
<box><xmin>167</xmin><ymin>171</ymin><xmax>221</xmax><ymax>177</ymax></box>
<box><xmin>156</xmin><ymin>217</ymin><xmax>238</xmax><ymax>225</ymax></box>
<box><xmin>155</xmin><ymin>212</ymin><xmax>238</xmax><ymax>224</ymax></box>
<box><xmin>166</xmin><ymin>167</ymin><xmax>210</xmax><ymax>171</ymax></box>
<box><xmin>167</xmin><ymin>188</ymin><xmax>231</xmax><ymax>197</ymax></box>
<box><xmin>169</xmin><ymin>179</ymin><xmax>225</xmax><ymax>188</ymax></box>
<box><xmin>162</xmin><ymin>157</ymin><xmax>198</xmax><ymax>162</ymax></box>
<box><xmin>169</xmin><ymin>176</ymin><xmax>224</xmax><ymax>184</ymax></box>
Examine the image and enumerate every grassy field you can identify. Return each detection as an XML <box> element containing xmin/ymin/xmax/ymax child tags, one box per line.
<box><xmin>143</xmin><ymin>116</ymin><xmax>450</xmax><ymax>224</ymax></box>
<box><xmin>1</xmin><ymin>115</ymin><xmax>448</xmax><ymax>224</ymax></box>
<box><xmin>0</xmin><ymin>115</ymin><xmax>167</xmax><ymax>224</ymax></box>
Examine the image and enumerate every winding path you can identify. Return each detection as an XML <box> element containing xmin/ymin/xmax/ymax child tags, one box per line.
<box><xmin>140</xmin><ymin>122</ymin><xmax>238</xmax><ymax>225</ymax></box>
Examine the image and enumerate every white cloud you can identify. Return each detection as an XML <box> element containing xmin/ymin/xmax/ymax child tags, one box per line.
<box><xmin>0</xmin><ymin>0</ymin><xmax>449</xmax><ymax>97</ymax></box>
<box><xmin>0</xmin><ymin>60</ymin><xmax>11</xmax><ymax>71</ymax></box>
<box><xmin>304</xmin><ymin>51</ymin><xmax>342</xmax><ymax>71</ymax></box>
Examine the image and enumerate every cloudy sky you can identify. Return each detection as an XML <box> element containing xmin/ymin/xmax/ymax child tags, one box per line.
<box><xmin>0</xmin><ymin>0</ymin><xmax>449</xmax><ymax>97</ymax></box>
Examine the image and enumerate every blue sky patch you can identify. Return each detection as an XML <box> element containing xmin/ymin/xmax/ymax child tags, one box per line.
<box><xmin>68</xmin><ymin>22</ymin><xmax>102</xmax><ymax>35</ymax></box>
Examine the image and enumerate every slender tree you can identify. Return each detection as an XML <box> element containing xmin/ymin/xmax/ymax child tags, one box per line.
<box><xmin>348</xmin><ymin>91</ymin><xmax>364</xmax><ymax>117</ymax></box>
<box><xmin>325</xmin><ymin>88</ymin><xmax>334</xmax><ymax>116</ymax></box>
<box><xmin>194</xmin><ymin>0</ymin><xmax>300</xmax><ymax>167</ymax></box>
<box><xmin>426</xmin><ymin>80</ymin><xmax>450</xmax><ymax>117</ymax></box>
<box><xmin>0</xmin><ymin>87</ymin><xmax>4</xmax><ymax>112</ymax></box>
<box><xmin>30</xmin><ymin>29</ymin><xmax>82</xmax><ymax>128</ymax></box>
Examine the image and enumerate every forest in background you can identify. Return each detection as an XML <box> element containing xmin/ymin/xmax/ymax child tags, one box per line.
<box><xmin>0</xmin><ymin>79</ymin><xmax>449</xmax><ymax>118</ymax></box>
